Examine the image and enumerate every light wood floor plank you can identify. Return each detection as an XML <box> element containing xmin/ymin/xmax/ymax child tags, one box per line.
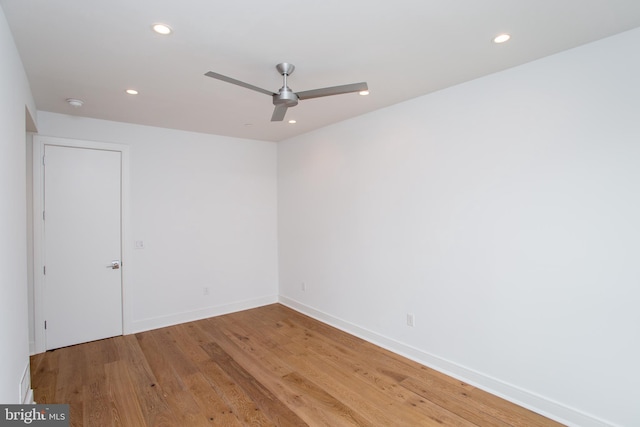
<box><xmin>135</xmin><ymin>331</ymin><xmax>213</xmax><ymax>426</ymax></box>
<box><xmin>201</xmin><ymin>341</ymin><xmax>307</xmax><ymax>426</ymax></box>
<box><xmin>104</xmin><ymin>360</ymin><xmax>148</xmax><ymax>427</ymax></box>
<box><xmin>112</xmin><ymin>335</ymin><xmax>178</xmax><ymax>427</ymax></box>
<box><xmin>82</xmin><ymin>339</ymin><xmax>116</xmax><ymax>427</ymax></box>
<box><xmin>55</xmin><ymin>342</ymin><xmax>86</xmax><ymax>427</ymax></box>
<box><xmin>166</xmin><ymin>324</ymin><xmax>244</xmax><ymax>426</ymax></box>
<box><xmin>31</xmin><ymin>304</ymin><xmax>564</xmax><ymax>426</ymax></box>
<box><xmin>186</xmin><ymin>321</ymin><xmax>280</xmax><ymax>426</ymax></box>
<box><xmin>205</xmin><ymin>315</ymin><xmax>370</xmax><ymax>426</ymax></box>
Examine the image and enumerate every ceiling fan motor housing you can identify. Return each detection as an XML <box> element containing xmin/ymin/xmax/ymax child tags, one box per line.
<box><xmin>273</xmin><ymin>87</ymin><xmax>298</xmax><ymax>107</ymax></box>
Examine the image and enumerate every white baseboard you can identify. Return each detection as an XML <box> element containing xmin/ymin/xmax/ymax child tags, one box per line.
<box><xmin>278</xmin><ymin>296</ymin><xmax>615</xmax><ymax>427</ymax></box>
<box><xmin>128</xmin><ymin>295</ymin><xmax>278</xmax><ymax>334</ymax></box>
<box><xmin>23</xmin><ymin>389</ymin><xmax>34</xmax><ymax>405</ymax></box>
<box><xmin>20</xmin><ymin>362</ymin><xmax>33</xmax><ymax>404</ymax></box>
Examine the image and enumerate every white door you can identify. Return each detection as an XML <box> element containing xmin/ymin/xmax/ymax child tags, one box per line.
<box><xmin>43</xmin><ymin>144</ymin><xmax>123</xmax><ymax>349</ymax></box>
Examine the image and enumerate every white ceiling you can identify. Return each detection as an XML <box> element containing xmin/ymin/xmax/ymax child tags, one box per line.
<box><xmin>3</xmin><ymin>0</ymin><xmax>640</xmax><ymax>142</ymax></box>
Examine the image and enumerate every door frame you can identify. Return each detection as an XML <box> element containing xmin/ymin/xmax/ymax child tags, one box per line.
<box><xmin>32</xmin><ymin>135</ymin><xmax>131</xmax><ymax>354</ymax></box>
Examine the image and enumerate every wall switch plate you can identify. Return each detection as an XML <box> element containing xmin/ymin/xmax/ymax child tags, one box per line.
<box><xmin>203</xmin><ymin>287</ymin><xmax>210</xmax><ymax>296</ymax></box>
<box><xmin>135</xmin><ymin>240</ymin><xmax>144</xmax><ymax>249</ymax></box>
<box><xmin>407</xmin><ymin>313</ymin><xmax>415</xmax><ymax>327</ymax></box>
<box><xmin>301</xmin><ymin>282</ymin><xmax>306</xmax><ymax>291</ymax></box>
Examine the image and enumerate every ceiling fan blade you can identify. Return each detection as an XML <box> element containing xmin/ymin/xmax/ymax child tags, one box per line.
<box><xmin>271</xmin><ymin>105</ymin><xmax>288</xmax><ymax>121</ymax></box>
<box><xmin>296</xmin><ymin>82</ymin><xmax>368</xmax><ymax>100</ymax></box>
<box><xmin>205</xmin><ymin>71</ymin><xmax>275</xmax><ymax>96</ymax></box>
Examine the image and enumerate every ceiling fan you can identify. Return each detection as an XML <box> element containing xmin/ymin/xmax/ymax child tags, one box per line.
<box><xmin>205</xmin><ymin>63</ymin><xmax>368</xmax><ymax>121</ymax></box>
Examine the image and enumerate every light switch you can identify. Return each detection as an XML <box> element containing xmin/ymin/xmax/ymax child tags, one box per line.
<box><xmin>135</xmin><ymin>240</ymin><xmax>144</xmax><ymax>249</ymax></box>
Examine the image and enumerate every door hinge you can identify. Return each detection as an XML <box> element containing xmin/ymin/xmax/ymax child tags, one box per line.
<box><xmin>43</xmin><ymin>211</ymin><xmax>45</xmax><ymax>221</ymax></box>
<box><xmin>44</xmin><ymin>321</ymin><xmax>47</xmax><ymax>330</ymax></box>
<box><xmin>43</xmin><ymin>266</ymin><xmax>46</xmax><ymax>275</ymax></box>
<box><xmin>42</xmin><ymin>155</ymin><xmax>45</xmax><ymax>165</ymax></box>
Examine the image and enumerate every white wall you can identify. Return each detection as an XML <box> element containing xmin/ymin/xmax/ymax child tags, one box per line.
<box><xmin>36</xmin><ymin>112</ymin><xmax>279</xmax><ymax>333</ymax></box>
<box><xmin>0</xmin><ymin>8</ymin><xmax>36</xmax><ymax>403</ymax></box>
<box><xmin>278</xmin><ymin>28</ymin><xmax>640</xmax><ymax>427</ymax></box>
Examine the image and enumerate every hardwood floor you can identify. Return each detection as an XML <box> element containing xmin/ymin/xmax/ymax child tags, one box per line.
<box><xmin>31</xmin><ymin>304</ymin><xmax>563</xmax><ymax>426</ymax></box>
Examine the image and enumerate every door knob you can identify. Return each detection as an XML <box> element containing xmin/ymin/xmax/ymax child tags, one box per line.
<box><xmin>107</xmin><ymin>260</ymin><xmax>121</xmax><ymax>269</ymax></box>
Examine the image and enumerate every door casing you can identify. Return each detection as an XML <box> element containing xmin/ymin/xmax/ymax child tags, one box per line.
<box><xmin>32</xmin><ymin>135</ymin><xmax>131</xmax><ymax>354</ymax></box>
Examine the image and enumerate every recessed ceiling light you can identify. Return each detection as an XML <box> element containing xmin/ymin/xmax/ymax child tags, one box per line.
<box><xmin>125</xmin><ymin>89</ymin><xmax>139</xmax><ymax>95</ymax></box>
<box><xmin>152</xmin><ymin>23</ymin><xmax>172</xmax><ymax>35</ymax></box>
<box><xmin>66</xmin><ymin>98</ymin><xmax>84</xmax><ymax>108</ymax></box>
<box><xmin>493</xmin><ymin>33</ymin><xmax>511</xmax><ymax>44</ymax></box>
<box><xmin>288</xmin><ymin>119</ymin><xmax>297</xmax><ymax>124</ymax></box>
<box><xmin>359</xmin><ymin>90</ymin><xmax>370</xmax><ymax>96</ymax></box>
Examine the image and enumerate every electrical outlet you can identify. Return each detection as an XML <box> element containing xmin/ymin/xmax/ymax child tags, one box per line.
<box><xmin>406</xmin><ymin>313</ymin><xmax>415</xmax><ymax>327</ymax></box>
<box><xmin>301</xmin><ymin>282</ymin><xmax>306</xmax><ymax>291</ymax></box>
<box><xmin>203</xmin><ymin>287</ymin><xmax>210</xmax><ymax>296</ymax></box>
